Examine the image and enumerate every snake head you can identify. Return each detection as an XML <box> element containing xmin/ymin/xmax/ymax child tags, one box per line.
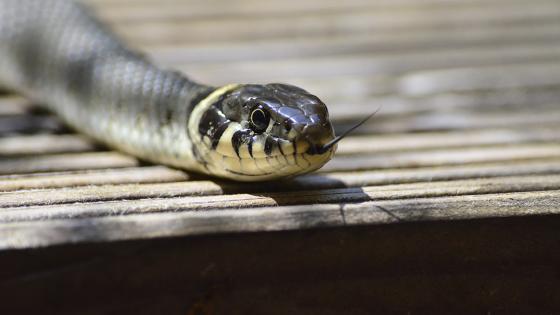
<box><xmin>190</xmin><ymin>83</ymin><xmax>336</xmax><ymax>181</ymax></box>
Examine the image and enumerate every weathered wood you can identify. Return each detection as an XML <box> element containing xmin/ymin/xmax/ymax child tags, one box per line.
<box><xmin>344</xmin><ymin>110</ymin><xmax>560</xmax><ymax>134</ymax></box>
<box><xmin>0</xmin><ymin>115</ymin><xmax>64</xmax><ymax>135</ymax></box>
<box><xmin>90</xmin><ymin>0</ymin><xmax>518</xmax><ymax>22</ymax></box>
<box><xmin>109</xmin><ymin>3</ymin><xmax>560</xmax><ymax>45</ymax></box>
<box><xmin>3</xmin><ymin>0</ymin><xmax>560</xmax><ymax>313</ymax></box>
<box><xmin>2</xmin><ymin>216</ymin><xmax>560</xmax><ymax>314</ymax></box>
<box><xmin>85</xmin><ymin>0</ymin><xmax>521</xmax><ymax>7</ymax></box>
<box><xmin>1</xmin><ymin>159</ymin><xmax>558</xmax><ymax>194</ymax></box>
<box><xmin>317</xmin><ymin>159</ymin><xmax>560</xmax><ymax>187</ymax></box>
<box><xmin>0</xmin><ymin>96</ymin><xmax>33</xmax><ymax>116</ymax></box>
<box><xmin>1</xmin><ymin>174</ymin><xmax>560</xmax><ymax>212</ymax></box>
<box><xmin>0</xmin><ymin>166</ymin><xmax>190</xmax><ymax>191</ymax></box>
<box><xmin>148</xmin><ymin>24</ymin><xmax>560</xmax><ymax>64</ymax></box>
<box><xmin>1</xmin><ymin>189</ymin><xmax>560</xmax><ymax>249</ymax></box>
<box><xmin>1</xmin><ymin>175</ymin><xmax>559</xmax><ymax>224</ymax></box>
<box><xmin>177</xmin><ymin>44</ymin><xmax>560</xmax><ymax>83</ymax></box>
<box><xmin>323</xmin><ymin>143</ymin><xmax>560</xmax><ymax>172</ymax></box>
<box><xmin>400</xmin><ymin>63</ymin><xmax>560</xmax><ymax>95</ymax></box>
<box><xmin>289</xmin><ymin>76</ymin><xmax>560</xmax><ymax>104</ymax></box>
<box><xmin>336</xmin><ymin>128</ymin><xmax>560</xmax><ymax>154</ymax></box>
<box><xmin>344</xmin><ymin>190</ymin><xmax>560</xmax><ymax>224</ymax></box>
<box><xmin>0</xmin><ymin>152</ymin><xmax>139</xmax><ymax>175</ymax></box>
<box><xmin>0</xmin><ymin>134</ymin><xmax>96</xmax><ymax>156</ymax></box>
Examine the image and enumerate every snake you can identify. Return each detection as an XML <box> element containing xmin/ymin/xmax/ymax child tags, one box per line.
<box><xmin>0</xmin><ymin>0</ymin><xmax>341</xmax><ymax>181</ymax></box>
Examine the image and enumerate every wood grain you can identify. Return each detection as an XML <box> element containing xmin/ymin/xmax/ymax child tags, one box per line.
<box><xmin>1</xmin><ymin>174</ymin><xmax>559</xmax><ymax>211</ymax></box>
<box><xmin>0</xmin><ymin>0</ymin><xmax>559</xmax><ymax>251</ymax></box>
<box><xmin>2</xmin><ymin>189</ymin><xmax>559</xmax><ymax>249</ymax></box>
<box><xmin>0</xmin><ymin>152</ymin><xmax>139</xmax><ymax>175</ymax></box>
<box><xmin>107</xmin><ymin>3</ymin><xmax>560</xmax><ymax>45</ymax></box>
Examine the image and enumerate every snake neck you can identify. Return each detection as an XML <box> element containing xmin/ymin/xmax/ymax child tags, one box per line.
<box><xmin>0</xmin><ymin>0</ymin><xmax>337</xmax><ymax>181</ymax></box>
<box><xmin>0</xmin><ymin>0</ymin><xmax>217</xmax><ymax>170</ymax></box>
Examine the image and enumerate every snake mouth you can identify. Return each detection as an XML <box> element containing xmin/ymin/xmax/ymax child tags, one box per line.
<box><xmin>218</xmin><ymin>151</ymin><xmax>334</xmax><ymax>181</ymax></box>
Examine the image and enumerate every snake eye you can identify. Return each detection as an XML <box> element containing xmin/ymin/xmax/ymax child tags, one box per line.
<box><xmin>250</xmin><ymin>106</ymin><xmax>270</xmax><ymax>134</ymax></box>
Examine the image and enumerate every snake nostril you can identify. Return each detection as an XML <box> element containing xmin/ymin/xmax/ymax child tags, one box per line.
<box><xmin>283</xmin><ymin>120</ymin><xmax>292</xmax><ymax>132</ymax></box>
<box><xmin>303</xmin><ymin>124</ymin><xmax>332</xmax><ymax>146</ymax></box>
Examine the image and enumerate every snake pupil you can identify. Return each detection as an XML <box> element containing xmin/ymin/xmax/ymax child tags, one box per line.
<box><xmin>250</xmin><ymin>107</ymin><xmax>270</xmax><ymax>133</ymax></box>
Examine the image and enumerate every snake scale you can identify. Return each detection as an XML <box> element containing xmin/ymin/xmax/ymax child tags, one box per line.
<box><xmin>0</xmin><ymin>0</ymin><xmax>339</xmax><ymax>181</ymax></box>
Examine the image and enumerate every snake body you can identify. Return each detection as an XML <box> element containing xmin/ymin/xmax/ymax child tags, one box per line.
<box><xmin>0</xmin><ymin>0</ymin><xmax>336</xmax><ymax>181</ymax></box>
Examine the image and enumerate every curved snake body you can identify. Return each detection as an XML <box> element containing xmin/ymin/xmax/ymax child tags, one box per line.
<box><xmin>0</xmin><ymin>0</ymin><xmax>336</xmax><ymax>181</ymax></box>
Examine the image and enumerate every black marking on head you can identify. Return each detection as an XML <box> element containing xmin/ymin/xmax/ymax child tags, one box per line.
<box><xmin>248</xmin><ymin>137</ymin><xmax>254</xmax><ymax>158</ymax></box>
<box><xmin>278</xmin><ymin>141</ymin><xmax>285</xmax><ymax>156</ymax></box>
<box><xmin>184</xmin><ymin>83</ymin><xmax>216</xmax><ymax>164</ymax></box>
<box><xmin>264</xmin><ymin>136</ymin><xmax>275</xmax><ymax>156</ymax></box>
<box><xmin>283</xmin><ymin>120</ymin><xmax>292</xmax><ymax>133</ymax></box>
<box><xmin>210</xmin><ymin>122</ymin><xmax>230</xmax><ymax>150</ymax></box>
<box><xmin>300</xmin><ymin>154</ymin><xmax>311</xmax><ymax>167</ymax></box>
<box><xmin>232</xmin><ymin>130</ymin><xmax>252</xmax><ymax>158</ymax></box>
<box><xmin>199</xmin><ymin>106</ymin><xmax>228</xmax><ymax>138</ymax></box>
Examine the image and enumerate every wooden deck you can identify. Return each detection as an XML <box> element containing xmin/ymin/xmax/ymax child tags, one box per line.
<box><xmin>2</xmin><ymin>0</ymin><xmax>560</xmax><ymax>313</ymax></box>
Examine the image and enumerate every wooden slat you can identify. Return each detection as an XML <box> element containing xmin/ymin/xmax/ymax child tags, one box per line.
<box><xmin>0</xmin><ymin>96</ymin><xmax>33</xmax><ymax>116</ymax></box>
<box><xmin>1</xmin><ymin>174</ymin><xmax>559</xmax><ymax>210</ymax></box>
<box><xmin>0</xmin><ymin>166</ymin><xmax>190</xmax><ymax>192</ymax></box>
<box><xmin>323</xmin><ymin>143</ymin><xmax>560</xmax><ymax>172</ymax></box>
<box><xmin>1</xmin><ymin>189</ymin><xmax>559</xmax><ymax>249</ymax></box>
<box><xmin>0</xmin><ymin>134</ymin><xmax>96</xmax><ymax>156</ymax></box>
<box><xmin>287</xmin><ymin>73</ymin><xmax>560</xmax><ymax>101</ymax></box>
<box><xmin>89</xmin><ymin>0</ymin><xmax>522</xmax><ymax>22</ymax></box>
<box><xmin>0</xmin><ymin>158</ymin><xmax>559</xmax><ymax>194</ymax></box>
<box><xmin>336</xmin><ymin>128</ymin><xmax>560</xmax><ymax>154</ymax></box>
<box><xmin>85</xmin><ymin>0</ymin><xmax>520</xmax><ymax>7</ymax></box>
<box><xmin>313</xmin><ymin>159</ymin><xmax>560</xmax><ymax>187</ymax></box>
<box><xmin>1</xmin><ymin>0</ymin><xmax>559</xmax><ymax>253</ymax></box>
<box><xmin>400</xmin><ymin>64</ymin><xmax>560</xmax><ymax>95</ymax></box>
<box><xmin>343</xmin><ymin>110</ymin><xmax>560</xmax><ymax>134</ymax></box>
<box><xmin>177</xmin><ymin>44</ymin><xmax>560</xmax><ymax>84</ymax></box>
<box><xmin>108</xmin><ymin>3</ymin><xmax>560</xmax><ymax>45</ymax></box>
<box><xmin>0</xmin><ymin>115</ymin><xmax>64</xmax><ymax>135</ymax></box>
<box><xmin>0</xmin><ymin>152</ymin><xmax>139</xmax><ymax>175</ymax></box>
<box><xmin>147</xmin><ymin>23</ymin><xmax>560</xmax><ymax>64</ymax></box>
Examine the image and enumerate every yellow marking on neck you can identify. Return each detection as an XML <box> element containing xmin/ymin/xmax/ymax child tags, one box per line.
<box><xmin>187</xmin><ymin>83</ymin><xmax>241</xmax><ymax>173</ymax></box>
